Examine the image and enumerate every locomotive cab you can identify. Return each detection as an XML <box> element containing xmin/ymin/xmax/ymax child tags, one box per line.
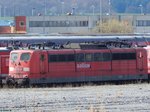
<box><xmin>9</xmin><ymin>49</ymin><xmax>48</xmax><ymax>86</ymax></box>
<box><xmin>9</xmin><ymin>50</ymin><xmax>32</xmax><ymax>86</ymax></box>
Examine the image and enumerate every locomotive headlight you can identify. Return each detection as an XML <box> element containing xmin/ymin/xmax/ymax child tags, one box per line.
<box><xmin>23</xmin><ymin>67</ymin><xmax>30</xmax><ymax>72</ymax></box>
<box><xmin>9</xmin><ymin>67</ymin><xmax>14</xmax><ymax>71</ymax></box>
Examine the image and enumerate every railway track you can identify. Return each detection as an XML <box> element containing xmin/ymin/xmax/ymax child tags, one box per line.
<box><xmin>0</xmin><ymin>84</ymin><xmax>150</xmax><ymax>112</ymax></box>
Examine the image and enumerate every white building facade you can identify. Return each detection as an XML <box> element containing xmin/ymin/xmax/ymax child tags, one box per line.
<box><xmin>25</xmin><ymin>15</ymin><xmax>150</xmax><ymax>34</ymax></box>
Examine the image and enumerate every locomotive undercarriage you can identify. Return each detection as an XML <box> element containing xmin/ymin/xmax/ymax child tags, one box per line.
<box><xmin>0</xmin><ymin>74</ymin><xmax>149</xmax><ymax>88</ymax></box>
<box><xmin>0</xmin><ymin>79</ymin><xmax>148</xmax><ymax>88</ymax></box>
<box><xmin>0</xmin><ymin>77</ymin><xmax>30</xmax><ymax>88</ymax></box>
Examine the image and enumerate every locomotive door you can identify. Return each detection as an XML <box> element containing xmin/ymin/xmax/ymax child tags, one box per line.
<box><xmin>137</xmin><ymin>51</ymin><xmax>143</xmax><ymax>71</ymax></box>
<box><xmin>0</xmin><ymin>55</ymin><xmax>9</xmax><ymax>74</ymax></box>
<box><xmin>39</xmin><ymin>51</ymin><xmax>48</xmax><ymax>78</ymax></box>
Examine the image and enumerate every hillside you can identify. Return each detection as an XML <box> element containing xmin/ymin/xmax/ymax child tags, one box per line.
<box><xmin>0</xmin><ymin>0</ymin><xmax>149</xmax><ymax>16</ymax></box>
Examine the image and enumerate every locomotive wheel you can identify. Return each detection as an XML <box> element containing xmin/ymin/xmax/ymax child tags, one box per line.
<box><xmin>7</xmin><ymin>79</ymin><xmax>15</xmax><ymax>88</ymax></box>
<box><xmin>22</xmin><ymin>78</ymin><xmax>30</xmax><ymax>88</ymax></box>
<box><xmin>0</xmin><ymin>79</ymin><xmax>3</xmax><ymax>88</ymax></box>
<box><xmin>14</xmin><ymin>83</ymin><xmax>19</xmax><ymax>88</ymax></box>
<box><xmin>137</xmin><ymin>79</ymin><xmax>142</xmax><ymax>84</ymax></box>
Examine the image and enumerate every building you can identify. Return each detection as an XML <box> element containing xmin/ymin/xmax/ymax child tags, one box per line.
<box><xmin>26</xmin><ymin>15</ymin><xmax>150</xmax><ymax>34</ymax></box>
<box><xmin>1</xmin><ymin>14</ymin><xmax>150</xmax><ymax>34</ymax></box>
<box><xmin>26</xmin><ymin>16</ymin><xmax>98</xmax><ymax>34</ymax></box>
<box><xmin>0</xmin><ymin>16</ymin><xmax>26</xmax><ymax>34</ymax></box>
<box><xmin>134</xmin><ymin>15</ymin><xmax>150</xmax><ymax>33</ymax></box>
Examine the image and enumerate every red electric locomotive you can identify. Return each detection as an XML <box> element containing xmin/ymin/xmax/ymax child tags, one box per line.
<box><xmin>0</xmin><ymin>47</ymin><xmax>11</xmax><ymax>86</ymax></box>
<box><xmin>8</xmin><ymin>42</ymin><xmax>150</xmax><ymax>86</ymax></box>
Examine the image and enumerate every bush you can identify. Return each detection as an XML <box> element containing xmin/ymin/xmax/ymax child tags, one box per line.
<box><xmin>94</xmin><ymin>19</ymin><xmax>133</xmax><ymax>34</ymax></box>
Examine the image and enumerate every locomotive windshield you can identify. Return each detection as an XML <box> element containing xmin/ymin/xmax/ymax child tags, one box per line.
<box><xmin>20</xmin><ymin>53</ymin><xmax>31</xmax><ymax>61</ymax></box>
<box><xmin>11</xmin><ymin>53</ymin><xmax>19</xmax><ymax>61</ymax></box>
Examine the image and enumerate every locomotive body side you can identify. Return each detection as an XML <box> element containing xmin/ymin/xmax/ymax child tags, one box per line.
<box><xmin>111</xmin><ymin>48</ymin><xmax>148</xmax><ymax>81</ymax></box>
<box><xmin>0</xmin><ymin>50</ymin><xmax>10</xmax><ymax>77</ymax></box>
<box><xmin>8</xmin><ymin>46</ymin><xmax>150</xmax><ymax>86</ymax></box>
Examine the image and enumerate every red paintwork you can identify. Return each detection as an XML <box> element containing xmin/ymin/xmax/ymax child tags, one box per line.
<box><xmin>15</xmin><ymin>16</ymin><xmax>26</xmax><ymax>33</ymax></box>
<box><xmin>0</xmin><ymin>26</ymin><xmax>11</xmax><ymax>34</ymax></box>
<box><xmin>0</xmin><ymin>50</ymin><xmax>10</xmax><ymax>77</ymax></box>
<box><xmin>9</xmin><ymin>46</ymin><xmax>150</xmax><ymax>84</ymax></box>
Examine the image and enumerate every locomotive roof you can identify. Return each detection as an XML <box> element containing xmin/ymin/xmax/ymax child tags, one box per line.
<box><xmin>9</xmin><ymin>39</ymin><xmax>150</xmax><ymax>51</ymax></box>
<box><xmin>0</xmin><ymin>47</ymin><xmax>12</xmax><ymax>51</ymax></box>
